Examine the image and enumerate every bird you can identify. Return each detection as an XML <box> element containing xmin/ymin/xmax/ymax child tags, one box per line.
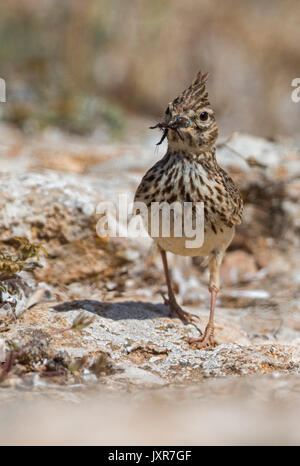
<box><xmin>134</xmin><ymin>71</ymin><xmax>243</xmax><ymax>348</ymax></box>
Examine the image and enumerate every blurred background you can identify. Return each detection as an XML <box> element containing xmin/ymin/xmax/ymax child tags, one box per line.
<box><xmin>1</xmin><ymin>0</ymin><xmax>300</xmax><ymax>140</ymax></box>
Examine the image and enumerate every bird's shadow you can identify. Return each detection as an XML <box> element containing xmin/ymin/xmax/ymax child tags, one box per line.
<box><xmin>53</xmin><ymin>299</ymin><xmax>171</xmax><ymax>321</ymax></box>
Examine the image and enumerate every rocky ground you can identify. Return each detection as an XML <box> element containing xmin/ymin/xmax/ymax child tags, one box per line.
<box><xmin>0</xmin><ymin>123</ymin><xmax>299</xmax><ymax>445</ymax></box>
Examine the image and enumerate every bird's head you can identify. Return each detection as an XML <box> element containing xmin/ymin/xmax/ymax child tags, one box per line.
<box><xmin>151</xmin><ymin>71</ymin><xmax>218</xmax><ymax>151</ymax></box>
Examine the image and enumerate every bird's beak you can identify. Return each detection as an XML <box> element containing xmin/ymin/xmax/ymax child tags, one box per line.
<box><xmin>150</xmin><ymin>116</ymin><xmax>189</xmax><ymax>145</ymax></box>
<box><xmin>168</xmin><ymin>116</ymin><xmax>190</xmax><ymax>130</ymax></box>
<box><xmin>166</xmin><ymin>117</ymin><xmax>189</xmax><ymax>141</ymax></box>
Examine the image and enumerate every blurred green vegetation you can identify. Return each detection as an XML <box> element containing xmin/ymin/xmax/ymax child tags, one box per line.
<box><xmin>0</xmin><ymin>0</ymin><xmax>300</xmax><ymax>138</ymax></box>
<box><xmin>0</xmin><ymin>1</ymin><xmax>126</xmax><ymax>135</ymax></box>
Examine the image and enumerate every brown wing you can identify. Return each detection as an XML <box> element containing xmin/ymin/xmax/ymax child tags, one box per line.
<box><xmin>218</xmin><ymin>168</ymin><xmax>243</xmax><ymax>227</ymax></box>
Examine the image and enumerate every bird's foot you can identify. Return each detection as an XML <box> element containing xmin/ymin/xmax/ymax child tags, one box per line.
<box><xmin>188</xmin><ymin>323</ymin><xmax>216</xmax><ymax>349</ymax></box>
<box><xmin>160</xmin><ymin>292</ymin><xmax>199</xmax><ymax>324</ymax></box>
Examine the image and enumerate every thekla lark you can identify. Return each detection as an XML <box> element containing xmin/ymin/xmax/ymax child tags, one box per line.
<box><xmin>134</xmin><ymin>71</ymin><xmax>243</xmax><ymax>348</ymax></box>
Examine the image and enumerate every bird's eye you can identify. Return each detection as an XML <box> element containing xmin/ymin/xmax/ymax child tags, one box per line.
<box><xmin>200</xmin><ymin>112</ymin><xmax>209</xmax><ymax>121</ymax></box>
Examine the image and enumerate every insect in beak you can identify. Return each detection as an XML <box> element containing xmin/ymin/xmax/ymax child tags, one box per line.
<box><xmin>150</xmin><ymin>117</ymin><xmax>189</xmax><ymax>145</ymax></box>
<box><xmin>149</xmin><ymin>122</ymin><xmax>169</xmax><ymax>145</ymax></box>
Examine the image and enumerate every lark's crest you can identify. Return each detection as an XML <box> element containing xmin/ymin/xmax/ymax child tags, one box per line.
<box><xmin>170</xmin><ymin>71</ymin><xmax>210</xmax><ymax>112</ymax></box>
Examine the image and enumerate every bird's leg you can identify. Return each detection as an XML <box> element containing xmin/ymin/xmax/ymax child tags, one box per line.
<box><xmin>159</xmin><ymin>247</ymin><xmax>198</xmax><ymax>324</ymax></box>
<box><xmin>189</xmin><ymin>251</ymin><xmax>222</xmax><ymax>348</ymax></box>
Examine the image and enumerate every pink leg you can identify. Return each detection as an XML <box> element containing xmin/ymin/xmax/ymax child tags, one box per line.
<box><xmin>188</xmin><ymin>251</ymin><xmax>223</xmax><ymax>348</ymax></box>
<box><xmin>188</xmin><ymin>285</ymin><xmax>218</xmax><ymax>348</ymax></box>
<box><xmin>159</xmin><ymin>247</ymin><xmax>199</xmax><ymax>324</ymax></box>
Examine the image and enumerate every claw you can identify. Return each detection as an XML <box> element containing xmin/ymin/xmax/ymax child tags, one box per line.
<box><xmin>188</xmin><ymin>324</ymin><xmax>216</xmax><ymax>348</ymax></box>
<box><xmin>188</xmin><ymin>336</ymin><xmax>216</xmax><ymax>349</ymax></box>
<box><xmin>160</xmin><ymin>291</ymin><xmax>199</xmax><ymax>324</ymax></box>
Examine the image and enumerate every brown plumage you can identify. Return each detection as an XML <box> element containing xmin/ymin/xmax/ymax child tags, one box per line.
<box><xmin>134</xmin><ymin>71</ymin><xmax>243</xmax><ymax>348</ymax></box>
